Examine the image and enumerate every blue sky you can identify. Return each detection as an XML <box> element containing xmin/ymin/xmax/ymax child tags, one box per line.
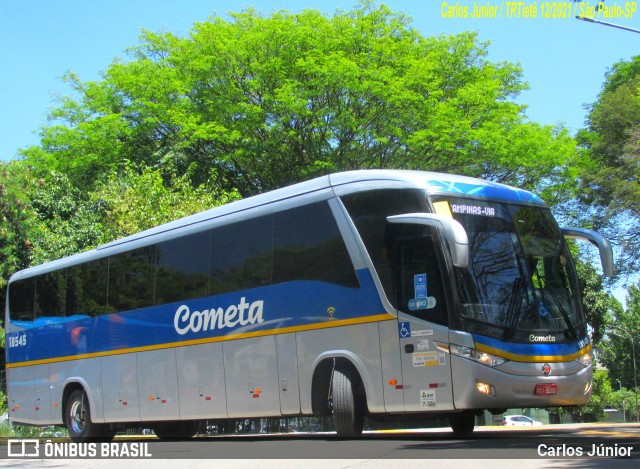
<box><xmin>1</xmin><ymin>1</ymin><xmax>638</xmax><ymax>160</ymax></box>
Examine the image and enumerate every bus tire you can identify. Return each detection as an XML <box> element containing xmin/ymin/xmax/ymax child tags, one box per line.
<box><xmin>331</xmin><ymin>368</ymin><xmax>364</xmax><ymax>438</ymax></box>
<box><xmin>65</xmin><ymin>389</ymin><xmax>114</xmax><ymax>442</ymax></box>
<box><xmin>152</xmin><ymin>421</ymin><xmax>199</xmax><ymax>440</ymax></box>
<box><xmin>449</xmin><ymin>410</ymin><xmax>475</xmax><ymax>434</ymax></box>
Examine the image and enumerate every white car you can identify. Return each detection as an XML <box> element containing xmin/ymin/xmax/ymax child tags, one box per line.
<box><xmin>502</xmin><ymin>415</ymin><xmax>543</xmax><ymax>427</ymax></box>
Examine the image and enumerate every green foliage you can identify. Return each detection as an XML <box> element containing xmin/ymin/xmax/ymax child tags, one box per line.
<box><xmin>575</xmin><ymin>257</ymin><xmax>622</xmax><ymax>345</ymax></box>
<box><xmin>28</xmin><ymin>171</ymin><xmax>106</xmax><ymax>265</ymax></box>
<box><xmin>576</xmin><ymin>55</ymin><xmax>640</xmax><ymax>274</ymax></box>
<box><xmin>578</xmin><ymin>369</ymin><xmax>614</xmax><ymax>421</ymax></box>
<box><xmin>0</xmin><ymin>162</ymin><xmax>37</xmax><ymax>293</ymax></box>
<box><xmin>21</xmin><ymin>2</ymin><xmax>576</xmax><ymax>197</ymax></box>
<box><xmin>598</xmin><ymin>280</ymin><xmax>640</xmax><ymax>393</ymax></box>
<box><xmin>0</xmin><ymin>162</ymin><xmax>37</xmax><ymax>373</ymax></box>
<box><xmin>610</xmin><ymin>387</ymin><xmax>638</xmax><ymax>422</ymax></box>
<box><xmin>0</xmin><ymin>422</ymin><xmax>44</xmax><ymax>438</ymax></box>
<box><xmin>90</xmin><ymin>164</ymin><xmax>240</xmax><ymax>240</ymax></box>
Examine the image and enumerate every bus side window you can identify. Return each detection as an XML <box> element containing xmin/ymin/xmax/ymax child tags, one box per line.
<box><xmin>391</xmin><ymin>233</ymin><xmax>449</xmax><ymax>327</ymax></box>
<box><xmin>108</xmin><ymin>246</ymin><xmax>156</xmax><ymax>313</ymax></box>
<box><xmin>156</xmin><ymin>230</ymin><xmax>211</xmax><ymax>305</ymax></box>
<box><xmin>9</xmin><ymin>277</ymin><xmax>36</xmax><ymax>322</ymax></box>
<box><xmin>273</xmin><ymin>202</ymin><xmax>358</xmax><ymax>288</ymax></box>
<box><xmin>36</xmin><ymin>270</ymin><xmax>68</xmax><ymax>317</ymax></box>
<box><xmin>210</xmin><ymin>216</ymin><xmax>273</xmax><ymax>296</ymax></box>
<box><xmin>67</xmin><ymin>258</ymin><xmax>109</xmax><ymax>316</ymax></box>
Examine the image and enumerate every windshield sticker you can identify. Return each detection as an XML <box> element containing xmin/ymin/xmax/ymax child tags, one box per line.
<box><xmin>420</xmin><ymin>390</ymin><xmax>436</xmax><ymax>408</ymax></box>
<box><xmin>414</xmin><ymin>273</ymin><xmax>427</xmax><ymax>298</ymax></box>
<box><xmin>408</xmin><ymin>297</ymin><xmax>436</xmax><ymax>311</ymax></box>
<box><xmin>411</xmin><ymin>329</ymin><xmax>433</xmax><ymax>337</ymax></box>
<box><xmin>413</xmin><ymin>351</ymin><xmax>439</xmax><ymax>367</ymax></box>
<box><xmin>538</xmin><ymin>301</ymin><xmax>552</xmax><ymax>319</ymax></box>
<box><xmin>451</xmin><ymin>204</ymin><xmax>496</xmax><ymax>217</ymax></box>
<box><xmin>432</xmin><ymin>201</ymin><xmax>453</xmax><ymax>218</ymax></box>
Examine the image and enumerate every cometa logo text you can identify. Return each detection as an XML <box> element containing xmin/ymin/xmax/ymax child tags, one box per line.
<box><xmin>529</xmin><ymin>334</ymin><xmax>556</xmax><ymax>343</ymax></box>
<box><xmin>174</xmin><ymin>297</ymin><xmax>264</xmax><ymax>335</ymax></box>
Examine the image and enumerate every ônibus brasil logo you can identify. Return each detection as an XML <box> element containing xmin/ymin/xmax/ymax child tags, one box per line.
<box><xmin>174</xmin><ymin>297</ymin><xmax>265</xmax><ymax>335</ymax></box>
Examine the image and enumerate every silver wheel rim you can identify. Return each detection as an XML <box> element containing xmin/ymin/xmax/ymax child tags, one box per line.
<box><xmin>69</xmin><ymin>398</ymin><xmax>85</xmax><ymax>434</ymax></box>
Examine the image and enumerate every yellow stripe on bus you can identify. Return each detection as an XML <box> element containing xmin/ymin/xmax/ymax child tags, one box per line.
<box><xmin>6</xmin><ymin>313</ymin><xmax>396</xmax><ymax>369</ymax></box>
<box><xmin>475</xmin><ymin>342</ymin><xmax>592</xmax><ymax>363</ymax></box>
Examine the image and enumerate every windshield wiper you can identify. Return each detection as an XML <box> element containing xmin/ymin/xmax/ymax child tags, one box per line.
<box><xmin>503</xmin><ymin>278</ymin><xmax>524</xmax><ymax>340</ymax></box>
<box><xmin>538</xmin><ymin>284</ymin><xmax>577</xmax><ymax>339</ymax></box>
<box><xmin>531</xmin><ymin>255</ymin><xmax>577</xmax><ymax>339</ymax></box>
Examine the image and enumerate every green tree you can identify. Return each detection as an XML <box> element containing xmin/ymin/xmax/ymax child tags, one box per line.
<box><xmin>598</xmin><ymin>281</ymin><xmax>640</xmax><ymax>400</ymax></box>
<box><xmin>576</xmin><ymin>55</ymin><xmax>640</xmax><ymax>274</ymax></box>
<box><xmin>578</xmin><ymin>368</ymin><xmax>615</xmax><ymax>421</ymax></box>
<box><xmin>0</xmin><ymin>162</ymin><xmax>36</xmax><ymax>305</ymax></box>
<box><xmin>575</xmin><ymin>257</ymin><xmax>622</xmax><ymax>345</ymax></box>
<box><xmin>28</xmin><ymin>171</ymin><xmax>106</xmax><ymax>265</ymax></box>
<box><xmin>89</xmin><ymin>164</ymin><xmax>239</xmax><ymax>240</ymax></box>
<box><xmin>611</xmin><ymin>387</ymin><xmax>638</xmax><ymax>422</ymax></box>
<box><xmin>21</xmin><ymin>2</ymin><xmax>577</xmax><ymax>197</ymax></box>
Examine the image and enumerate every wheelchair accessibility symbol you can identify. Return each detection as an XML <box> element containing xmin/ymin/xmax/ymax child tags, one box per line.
<box><xmin>399</xmin><ymin>322</ymin><xmax>411</xmax><ymax>338</ymax></box>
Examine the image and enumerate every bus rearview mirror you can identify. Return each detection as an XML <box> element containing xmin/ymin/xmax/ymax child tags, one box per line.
<box><xmin>561</xmin><ymin>227</ymin><xmax>614</xmax><ymax>277</ymax></box>
<box><xmin>387</xmin><ymin>213</ymin><xmax>469</xmax><ymax>269</ymax></box>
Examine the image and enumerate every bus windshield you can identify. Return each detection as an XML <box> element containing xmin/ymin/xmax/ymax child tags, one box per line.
<box><xmin>433</xmin><ymin>197</ymin><xmax>586</xmax><ymax>343</ymax></box>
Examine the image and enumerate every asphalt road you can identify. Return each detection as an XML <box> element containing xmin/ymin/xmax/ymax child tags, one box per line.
<box><xmin>1</xmin><ymin>423</ymin><xmax>639</xmax><ymax>468</ymax></box>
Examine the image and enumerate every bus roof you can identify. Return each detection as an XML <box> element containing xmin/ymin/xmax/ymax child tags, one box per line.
<box><xmin>9</xmin><ymin>170</ymin><xmax>544</xmax><ymax>281</ymax></box>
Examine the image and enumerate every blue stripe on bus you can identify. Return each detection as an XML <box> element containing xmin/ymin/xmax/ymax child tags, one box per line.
<box><xmin>6</xmin><ymin>269</ymin><xmax>386</xmax><ymax>365</ymax></box>
<box><xmin>472</xmin><ymin>334</ymin><xmax>588</xmax><ymax>360</ymax></box>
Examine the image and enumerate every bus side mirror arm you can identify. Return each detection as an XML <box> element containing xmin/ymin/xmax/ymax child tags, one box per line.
<box><xmin>561</xmin><ymin>227</ymin><xmax>614</xmax><ymax>277</ymax></box>
<box><xmin>387</xmin><ymin>213</ymin><xmax>469</xmax><ymax>269</ymax></box>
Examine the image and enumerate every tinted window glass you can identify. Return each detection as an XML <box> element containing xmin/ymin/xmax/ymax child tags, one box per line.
<box><xmin>392</xmin><ymin>233</ymin><xmax>449</xmax><ymax>326</ymax></box>
<box><xmin>156</xmin><ymin>231</ymin><xmax>211</xmax><ymax>304</ymax></box>
<box><xmin>36</xmin><ymin>270</ymin><xmax>68</xmax><ymax>317</ymax></box>
<box><xmin>342</xmin><ymin>189</ymin><xmax>427</xmax><ymax>297</ymax></box>
<box><xmin>210</xmin><ymin>217</ymin><xmax>273</xmax><ymax>295</ymax></box>
<box><xmin>67</xmin><ymin>258</ymin><xmax>110</xmax><ymax>316</ymax></box>
<box><xmin>273</xmin><ymin>202</ymin><xmax>358</xmax><ymax>287</ymax></box>
<box><xmin>9</xmin><ymin>277</ymin><xmax>35</xmax><ymax>321</ymax></box>
<box><xmin>108</xmin><ymin>246</ymin><xmax>156</xmax><ymax>312</ymax></box>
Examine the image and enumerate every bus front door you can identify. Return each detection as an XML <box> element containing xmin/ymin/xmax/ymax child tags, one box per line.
<box><xmin>392</xmin><ymin>235</ymin><xmax>455</xmax><ymax>412</ymax></box>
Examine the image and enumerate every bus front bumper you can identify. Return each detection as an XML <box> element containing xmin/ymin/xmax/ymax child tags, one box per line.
<box><xmin>450</xmin><ymin>355</ymin><xmax>593</xmax><ymax>410</ymax></box>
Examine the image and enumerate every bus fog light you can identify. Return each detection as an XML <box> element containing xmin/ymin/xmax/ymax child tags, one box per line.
<box><xmin>476</xmin><ymin>382</ymin><xmax>496</xmax><ymax>397</ymax></box>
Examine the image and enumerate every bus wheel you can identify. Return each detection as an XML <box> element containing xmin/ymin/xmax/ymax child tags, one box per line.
<box><xmin>152</xmin><ymin>421</ymin><xmax>199</xmax><ymax>440</ymax></box>
<box><xmin>331</xmin><ymin>368</ymin><xmax>364</xmax><ymax>438</ymax></box>
<box><xmin>449</xmin><ymin>411</ymin><xmax>475</xmax><ymax>434</ymax></box>
<box><xmin>65</xmin><ymin>389</ymin><xmax>113</xmax><ymax>442</ymax></box>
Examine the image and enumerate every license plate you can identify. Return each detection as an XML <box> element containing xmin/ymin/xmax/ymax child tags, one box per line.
<box><xmin>535</xmin><ymin>383</ymin><xmax>557</xmax><ymax>396</ymax></box>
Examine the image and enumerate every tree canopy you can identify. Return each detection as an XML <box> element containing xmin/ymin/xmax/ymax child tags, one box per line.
<box><xmin>598</xmin><ymin>281</ymin><xmax>640</xmax><ymax>394</ymax></box>
<box><xmin>576</xmin><ymin>55</ymin><xmax>640</xmax><ymax>274</ymax></box>
<box><xmin>21</xmin><ymin>3</ymin><xmax>576</xmax><ymax>197</ymax></box>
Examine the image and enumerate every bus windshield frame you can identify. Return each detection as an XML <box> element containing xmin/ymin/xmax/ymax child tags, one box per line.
<box><xmin>431</xmin><ymin>196</ymin><xmax>587</xmax><ymax>344</ymax></box>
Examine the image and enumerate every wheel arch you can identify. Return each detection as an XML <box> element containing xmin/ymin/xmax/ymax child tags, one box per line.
<box><xmin>310</xmin><ymin>351</ymin><xmax>371</xmax><ymax>416</ymax></box>
<box><xmin>61</xmin><ymin>379</ymin><xmax>102</xmax><ymax>424</ymax></box>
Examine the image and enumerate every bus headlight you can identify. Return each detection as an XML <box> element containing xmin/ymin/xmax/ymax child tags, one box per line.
<box><xmin>577</xmin><ymin>352</ymin><xmax>592</xmax><ymax>367</ymax></box>
<box><xmin>449</xmin><ymin>344</ymin><xmax>506</xmax><ymax>367</ymax></box>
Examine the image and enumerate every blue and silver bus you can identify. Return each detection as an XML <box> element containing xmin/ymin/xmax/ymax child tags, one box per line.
<box><xmin>5</xmin><ymin>170</ymin><xmax>613</xmax><ymax>441</ymax></box>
